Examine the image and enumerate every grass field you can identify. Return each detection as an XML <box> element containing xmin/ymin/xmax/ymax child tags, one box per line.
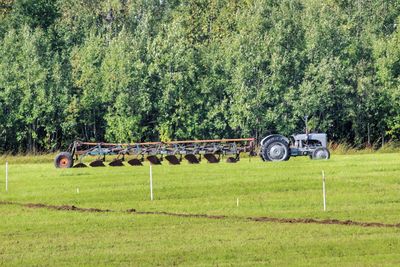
<box><xmin>0</xmin><ymin>153</ymin><xmax>400</xmax><ymax>266</ymax></box>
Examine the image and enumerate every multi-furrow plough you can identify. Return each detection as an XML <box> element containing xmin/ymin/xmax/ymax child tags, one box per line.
<box><xmin>54</xmin><ymin>138</ymin><xmax>256</xmax><ymax>168</ymax></box>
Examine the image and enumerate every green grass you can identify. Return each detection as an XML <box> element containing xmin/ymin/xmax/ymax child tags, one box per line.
<box><xmin>1</xmin><ymin>154</ymin><xmax>400</xmax><ymax>266</ymax></box>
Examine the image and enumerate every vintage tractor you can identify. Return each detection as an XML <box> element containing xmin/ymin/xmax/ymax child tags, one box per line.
<box><xmin>259</xmin><ymin>133</ymin><xmax>330</xmax><ymax>161</ymax></box>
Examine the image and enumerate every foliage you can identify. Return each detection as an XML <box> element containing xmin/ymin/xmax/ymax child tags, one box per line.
<box><xmin>0</xmin><ymin>0</ymin><xmax>399</xmax><ymax>151</ymax></box>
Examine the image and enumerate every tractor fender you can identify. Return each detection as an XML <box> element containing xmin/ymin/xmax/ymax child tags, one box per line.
<box><xmin>260</xmin><ymin>134</ymin><xmax>290</xmax><ymax>147</ymax></box>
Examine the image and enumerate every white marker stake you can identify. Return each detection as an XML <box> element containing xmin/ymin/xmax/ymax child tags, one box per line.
<box><xmin>237</xmin><ymin>197</ymin><xmax>239</xmax><ymax>207</ymax></box>
<box><xmin>77</xmin><ymin>188</ymin><xmax>80</xmax><ymax>194</ymax></box>
<box><xmin>5</xmin><ymin>161</ymin><xmax>8</xmax><ymax>192</ymax></box>
<box><xmin>322</xmin><ymin>170</ymin><xmax>326</xmax><ymax>211</ymax></box>
<box><xmin>149</xmin><ymin>163</ymin><xmax>153</xmax><ymax>201</ymax></box>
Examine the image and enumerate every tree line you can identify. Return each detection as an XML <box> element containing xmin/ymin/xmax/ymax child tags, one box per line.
<box><xmin>0</xmin><ymin>0</ymin><xmax>399</xmax><ymax>152</ymax></box>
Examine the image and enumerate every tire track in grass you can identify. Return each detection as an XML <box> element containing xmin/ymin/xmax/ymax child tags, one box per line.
<box><xmin>1</xmin><ymin>201</ymin><xmax>399</xmax><ymax>228</ymax></box>
<box><xmin>0</xmin><ymin>201</ymin><xmax>112</xmax><ymax>212</ymax></box>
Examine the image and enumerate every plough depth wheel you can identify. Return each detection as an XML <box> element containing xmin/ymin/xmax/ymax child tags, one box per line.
<box><xmin>54</xmin><ymin>152</ymin><xmax>74</xmax><ymax>168</ymax></box>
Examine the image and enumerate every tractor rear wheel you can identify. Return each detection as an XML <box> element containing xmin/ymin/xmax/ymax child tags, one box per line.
<box><xmin>311</xmin><ymin>147</ymin><xmax>330</xmax><ymax>160</ymax></box>
<box><xmin>54</xmin><ymin>152</ymin><xmax>74</xmax><ymax>168</ymax></box>
<box><xmin>262</xmin><ymin>137</ymin><xmax>290</xmax><ymax>161</ymax></box>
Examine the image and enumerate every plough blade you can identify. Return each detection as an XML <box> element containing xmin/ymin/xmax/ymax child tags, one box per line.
<box><xmin>127</xmin><ymin>158</ymin><xmax>143</xmax><ymax>166</ymax></box>
<box><xmin>184</xmin><ymin>154</ymin><xmax>200</xmax><ymax>164</ymax></box>
<box><xmin>73</xmin><ymin>162</ymin><xmax>87</xmax><ymax>168</ymax></box>
<box><xmin>89</xmin><ymin>160</ymin><xmax>106</xmax><ymax>167</ymax></box>
<box><xmin>165</xmin><ymin>155</ymin><xmax>180</xmax><ymax>165</ymax></box>
<box><xmin>226</xmin><ymin>157</ymin><xmax>238</xmax><ymax>163</ymax></box>
<box><xmin>109</xmin><ymin>159</ymin><xmax>124</xmax><ymax>166</ymax></box>
<box><xmin>147</xmin><ymin>155</ymin><xmax>162</xmax><ymax>165</ymax></box>
<box><xmin>204</xmin><ymin>153</ymin><xmax>220</xmax><ymax>163</ymax></box>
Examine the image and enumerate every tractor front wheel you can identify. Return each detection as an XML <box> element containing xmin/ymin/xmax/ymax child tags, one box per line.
<box><xmin>54</xmin><ymin>152</ymin><xmax>74</xmax><ymax>168</ymax></box>
<box><xmin>311</xmin><ymin>148</ymin><xmax>330</xmax><ymax>160</ymax></box>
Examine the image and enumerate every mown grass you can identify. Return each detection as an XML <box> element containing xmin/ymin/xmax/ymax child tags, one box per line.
<box><xmin>0</xmin><ymin>154</ymin><xmax>400</xmax><ymax>266</ymax></box>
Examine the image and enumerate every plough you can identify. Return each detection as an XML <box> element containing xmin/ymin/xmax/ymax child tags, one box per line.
<box><xmin>54</xmin><ymin>138</ymin><xmax>256</xmax><ymax>168</ymax></box>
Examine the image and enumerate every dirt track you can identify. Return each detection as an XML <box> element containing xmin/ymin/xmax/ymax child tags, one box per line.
<box><xmin>1</xmin><ymin>201</ymin><xmax>399</xmax><ymax>228</ymax></box>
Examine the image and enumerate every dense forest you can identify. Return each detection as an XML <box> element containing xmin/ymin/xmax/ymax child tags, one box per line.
<box><xmin>0</xmin><ymin>0</ymin><xmax>399</xmax><ymax>152</ymax></box>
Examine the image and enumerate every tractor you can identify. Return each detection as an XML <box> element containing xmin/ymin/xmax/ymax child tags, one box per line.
<box><xmin>259</xmin><ymin>133</ymin><xmax>330</xmax><ymax>161</ymax></box>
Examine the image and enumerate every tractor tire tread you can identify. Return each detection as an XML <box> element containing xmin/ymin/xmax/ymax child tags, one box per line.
<box><xmin>262</xmin><ymin>136</ymin><xmax>291</xmax><ymax>161</ymax></box>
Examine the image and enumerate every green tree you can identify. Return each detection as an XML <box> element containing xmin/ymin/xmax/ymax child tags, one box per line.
<box><xmin>0</xmin><ymin>26</ymin><xmax>52</xmax><ymax>152</ymax></box>
<box><xmin>101</xmin><ymin>31</ymin><xmax>149</xmax><ymax>142</ymax></box>
<box><xmin>10</xmin><ymin>0</ymin><xmax>59</xmax><ymax>29</ymax></box>
<box><xmin>70</xmin><ymin>32</ymin><xmax>106</xmax><ymax>141</ymax></box>
<box><xmin>374</xmin><ymin>19</ymin><xmax>400</xmax><ymax>140</ymax></box>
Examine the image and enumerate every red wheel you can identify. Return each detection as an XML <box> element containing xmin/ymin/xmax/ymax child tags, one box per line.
<box><xmin>54</xmin><ymin>152</ymin><xmax>74</xmax><ymax>168</ymax></box>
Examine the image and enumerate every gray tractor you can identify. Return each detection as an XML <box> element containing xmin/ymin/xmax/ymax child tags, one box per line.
<box><xmin>260</xmin><ymin>133</ymin><xmax>330</xmax><ymax>161</ymax></box>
